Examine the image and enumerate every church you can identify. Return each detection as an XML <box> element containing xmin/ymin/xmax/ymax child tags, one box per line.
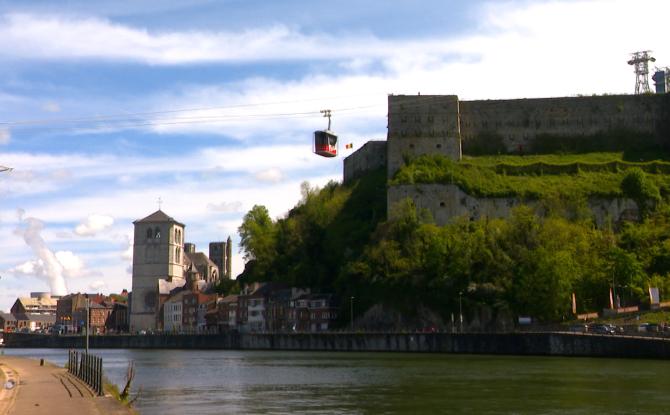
<box><xmin>128</xmin><ymin>209</ymin><xmax>232</xmax><ymax>331</ymax></box>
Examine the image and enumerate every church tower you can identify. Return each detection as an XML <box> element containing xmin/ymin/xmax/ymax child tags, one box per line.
<box><xmin>130</xmin><ymin>210</ymin><xmax>185</xmax><ymax>331</ymax></box>
<box><xmin>209</xmin><ymin>236</ymin><xmax>233</xmax><ymax>280</ymax></box>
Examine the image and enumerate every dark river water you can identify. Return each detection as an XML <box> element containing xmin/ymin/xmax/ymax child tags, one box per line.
<box><xmin>3</xmin><ymin>348</ymin><xmax>670</xmax><ymax>414</ymax></box>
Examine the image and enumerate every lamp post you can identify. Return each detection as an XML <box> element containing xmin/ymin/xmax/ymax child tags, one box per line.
<box><xmin>350</xmin><ymin>296</ymin><xmax>354</xmax><ymax>331</ymax></box>
<box><xmin>459</xmin><ymin>291</ymin><xmax>463</xmax><ymax>333</ymax></box>
<box><xmin>85</xmin><ymin>298</ymin><xmax>90</xmax><ymax>354</ymax></box>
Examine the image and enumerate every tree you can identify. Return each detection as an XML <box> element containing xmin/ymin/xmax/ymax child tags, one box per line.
<box><xmin>238</xmin><ymin>205</ymin><xmax>277</xmax><ymax>279</ymax></box>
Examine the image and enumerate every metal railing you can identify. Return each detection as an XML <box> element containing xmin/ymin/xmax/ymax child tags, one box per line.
<box><xmin>68</xmin><ymin>349</ymin><xmax>104</xmax><ymax>396</ymax></box>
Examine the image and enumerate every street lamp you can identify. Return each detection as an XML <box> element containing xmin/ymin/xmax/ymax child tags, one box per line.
<box><xmin>350</xmin><ymin>296</ymin><xmax>355</xmax><ymax>331</ymax></box>
<box><xmin>85</xmin><ymin>298</ymin><xmax>90</xmax><ymax>354</ymax></box>
<box><xmin>459</xmin><ymin>291</ymin><xmax>463</xmax><ymax>333</ymax></box>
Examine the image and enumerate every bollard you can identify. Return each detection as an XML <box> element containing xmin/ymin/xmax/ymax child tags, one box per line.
<box><xmin>40</xmin><ymin>358</ymin><xmax>44</xmax><ymax>366</ymax></box>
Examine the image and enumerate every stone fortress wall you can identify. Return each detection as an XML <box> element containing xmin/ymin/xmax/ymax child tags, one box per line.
<box><xmin>342</xmin><ymin>140</ymin><xmax>387</xmax><ymax>182</ymax></box>
<box><xmin>342</xmin><ymin>93</ymin><xmax>668</xmax><ymax>225</ymax></box>
<box><xmin>460</xmin><ymin>94</ymin><xmax>668</xmax><ymax>154</ymax></box>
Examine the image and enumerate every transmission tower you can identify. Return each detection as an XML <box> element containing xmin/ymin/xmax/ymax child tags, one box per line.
<box><xmin>628</xmin><ymin>51</ymin><xmax>656</xmax><ymax>94</ymax></box>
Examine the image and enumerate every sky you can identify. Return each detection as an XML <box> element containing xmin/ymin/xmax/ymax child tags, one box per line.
<box><xmin>0</xmin><ymin>0</ymin><xmax>668</xmax><ymax>311</ymax></box>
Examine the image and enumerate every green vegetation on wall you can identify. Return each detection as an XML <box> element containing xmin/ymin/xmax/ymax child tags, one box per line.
<box><xmin>392</xmin><ymin>153</ymin><xmax>670</xmax><ymax>200</ymax></box>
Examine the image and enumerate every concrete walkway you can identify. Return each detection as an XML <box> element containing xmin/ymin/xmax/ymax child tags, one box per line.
<box><xmin>0</xmin><ymin>356</ymin><xmax>133</xmax><ymax>415</ymax></box>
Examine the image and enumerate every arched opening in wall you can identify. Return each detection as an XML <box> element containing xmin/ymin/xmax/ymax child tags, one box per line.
<box><xmin>176</xmin><ymin>247</ymin><xmax>181</xmax><ymax>264</ymax></box>
<box><xmin>146</xmin><ymin>228</ymin><xmax>153</xmax><ymax>239</ymax></box>
<box><xmin>436</xmin><ymin>144</ymin><xmax>442</xmax><ymax>149</ymax></box>
<box><xmin>155</xmin><ymin>227</ymin><xmax>161</xmax><ymax>239</ymax></box>
<box><xmin>439</xmin><ymin>202</ymin><xmax>446</xmax><ymax>207</ymax></box>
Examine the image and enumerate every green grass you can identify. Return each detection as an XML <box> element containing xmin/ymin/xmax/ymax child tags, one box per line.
<box><xmin>462</xmin><ymin>152</ymin><xmax>628</xmax><ymax>166</ymax></box>
<box><xmin>392</xmin><ymin>153</ymin><xmax>670</xmax><ymax>200</ymax></box>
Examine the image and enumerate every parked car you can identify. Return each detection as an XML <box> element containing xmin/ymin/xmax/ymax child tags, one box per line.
<box><xmin>638</xmin><ymin>323</ymin><xmax>660</xmax><ymax>333</ymax></box>
<box><xmin>587</xmin><ymin>324</ymin><xmax>616</xmax><ymax>334</ymax></box>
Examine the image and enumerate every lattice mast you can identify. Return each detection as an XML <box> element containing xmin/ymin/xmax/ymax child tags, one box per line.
<box><xmin>628</xmin><ymin>51</ymin><xmax>656</xmax><ymax>94</ymax></box>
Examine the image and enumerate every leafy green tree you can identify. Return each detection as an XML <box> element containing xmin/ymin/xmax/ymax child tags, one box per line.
<box><xmin>238</xmin><ymin>205</ymin><xmax>277</xmax><ymax>280</ymax></box>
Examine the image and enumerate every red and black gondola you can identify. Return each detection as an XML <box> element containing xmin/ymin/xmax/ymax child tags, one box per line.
<box><xmin>313</xmin><ymin>129</ymin><xmax>338</xmax><ymax>157</ymax></box>
<box><xmin>313</xmin><ymin>109</ymin><xmax>338</xmax><ymax>158</ymax></box>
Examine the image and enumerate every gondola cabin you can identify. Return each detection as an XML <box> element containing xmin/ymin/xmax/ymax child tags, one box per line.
<box><xmin>313</xmin><ymin>130</ymin><xmax>338</xmax><ymax>158</ymax></box>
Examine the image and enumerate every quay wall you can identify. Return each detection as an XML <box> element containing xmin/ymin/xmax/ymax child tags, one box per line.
<box><xmin>5</xmin><ymin>332</ymin><xmax>670</xmax><ymax>359</ymax></box>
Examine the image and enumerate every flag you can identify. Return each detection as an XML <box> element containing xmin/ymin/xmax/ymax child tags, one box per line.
<box><xmin>345</xmin><ymin>143</ymin><xmax>353</xmax><ymax>149</ymax></box>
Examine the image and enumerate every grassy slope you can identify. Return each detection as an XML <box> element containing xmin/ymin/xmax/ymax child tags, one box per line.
<box><xmin>392</xmin><ymin>152</ymin><xmax>670</xmax><ymax>200</ymax></box>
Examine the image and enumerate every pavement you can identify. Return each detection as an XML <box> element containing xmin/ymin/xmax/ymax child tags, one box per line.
<box><xmin>0</xmin><ymin>356</ymin><xmax>134</xmax><ymax>415</ymax></box>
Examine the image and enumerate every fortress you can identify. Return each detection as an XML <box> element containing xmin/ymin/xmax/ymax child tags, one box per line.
<box><xmin>344</xmin><ymin>93</ymin><xmax>670</xmax><ymax>225</ymax></box>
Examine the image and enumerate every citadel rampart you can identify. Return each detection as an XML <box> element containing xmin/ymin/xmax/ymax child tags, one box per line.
<box><xmin>342</xmin><ymin>93</ymin><xmax>668</xmax><ymax>225</ymax></box>
<box><xmin>460</xmin><ymin>94</ymin><xmax>669</xmax><ymax>155</ymax></box>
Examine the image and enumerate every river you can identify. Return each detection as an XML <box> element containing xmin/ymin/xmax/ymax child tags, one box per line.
<box><xmin>2</xmin><ymin>348</ymin><xmax>670</xmax><ymax>414</ymax></box>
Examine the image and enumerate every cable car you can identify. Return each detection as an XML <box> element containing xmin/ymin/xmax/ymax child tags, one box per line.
<box><xmin>314</xmin><ymin>109</ymin><xmax>338</xmax><ymax>158</ymax></box>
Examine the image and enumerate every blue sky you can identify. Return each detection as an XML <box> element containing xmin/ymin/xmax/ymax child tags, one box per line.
<box><xmin>0</xmin><ymin>0</ymin><xmax>668</xmax><ymax>311</ymax></box>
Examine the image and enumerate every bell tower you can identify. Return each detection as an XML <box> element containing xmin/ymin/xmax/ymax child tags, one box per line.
<box><xmin>129</xmin><ymin>209</ymin><xmax>185</xmax><ymax>331</ymax></box>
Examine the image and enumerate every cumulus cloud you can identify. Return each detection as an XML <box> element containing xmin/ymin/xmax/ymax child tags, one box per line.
<box><xmin>74</xmin><ymin>214</ymin><xmax>114</xmax><ymax>236</ymax></box>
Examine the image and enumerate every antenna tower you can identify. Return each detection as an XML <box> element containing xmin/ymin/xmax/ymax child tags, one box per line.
<box><xmin>628</xmin><ymin>51</ymin><xmax>656</xmax><ymax>94</ymax></box>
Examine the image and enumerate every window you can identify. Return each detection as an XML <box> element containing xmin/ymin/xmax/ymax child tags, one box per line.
<box><xmin>154</xmin><ymin>227</ymin><xmax>161</xmax><ymax>239</ymax></box>
<box><xmin>146</xmin><ymin>228</ymin><xmax>153</xmax><ymax>239</ymax></box>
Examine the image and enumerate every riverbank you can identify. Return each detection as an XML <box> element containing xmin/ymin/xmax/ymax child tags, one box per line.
<box><xmin>0</xmin><ymin>356</ymin><xmax>133</xmax><ymax>415</ymax></box>
<box><xmin>4</xmin><ymin>331</ymin><xmax>670</xmax><ymax>359</ymax></box>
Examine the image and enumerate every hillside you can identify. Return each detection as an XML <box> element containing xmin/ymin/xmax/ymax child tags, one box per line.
<box><xmin>238</xmin><ymin>152</ymin><xmax>670</xmax><ymax>327</ymax></box>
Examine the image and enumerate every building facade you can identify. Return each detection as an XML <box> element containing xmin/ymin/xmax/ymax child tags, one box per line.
<box><xmin>130</xmin><ymin>210</ymin><xmax>186</xmax><ymax>331</ymax></box>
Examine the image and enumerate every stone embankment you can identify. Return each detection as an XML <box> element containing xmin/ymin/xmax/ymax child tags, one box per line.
<box><xmin>5</xmin><ymin>332</ymin><xmax>670</xmax><ymax>359</ymax></box>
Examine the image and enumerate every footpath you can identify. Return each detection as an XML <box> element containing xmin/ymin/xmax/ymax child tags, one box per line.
<box><xmin>0</xmin><ymin>356</ymin><xmax>133</xmax><ymax>415</ymax></box>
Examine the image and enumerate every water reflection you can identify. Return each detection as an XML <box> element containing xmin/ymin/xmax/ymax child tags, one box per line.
<box><xmin>4</xmin><ymin>348</ymin><xmax>670</xmax><ymax>414</ymax></box>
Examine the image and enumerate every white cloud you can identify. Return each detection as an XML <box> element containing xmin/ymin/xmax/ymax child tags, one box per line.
<box><xmin>0</xmin><ymin>13</ymin><xmax>435</xmax><ymax>65</ymax></box>
<box><xmin>0</xmin><ymin>128</ymin><xmax>10</xmax><ymax>145</ymax></box>
<box><xmin>207</xmin><ymin>201</ymin><xmax>243</xmax><ymax>213</ymax></box>
<box><xmin>54</xmin><ymin>250</ymin><xmax>86</xmax><ymax>277</ymax></box>
<box><xmin>89</xmin><ymin>280</ymin><xmax>106</xmax><ymax>291</ymax></box>
<box><xmin>254</xmin><ymin>167</ymin><xmax>284</xmax><ymax>183</ymax></box>
<box><xmin>74</xmin><ymin>214</ymin><xmax>114</xmax><ymax>237</ymax></box>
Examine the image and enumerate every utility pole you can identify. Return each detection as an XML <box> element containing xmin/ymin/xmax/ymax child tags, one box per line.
<box><xmin>459</xmin><ymin>291</ymin><xmax>463</xmax><ymax>333</ymax></box>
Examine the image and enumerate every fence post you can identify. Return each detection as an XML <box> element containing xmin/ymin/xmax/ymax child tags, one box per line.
<box><xmin>69</xmin><ymin>350</ymin><xmax>104</xmax><ymax>396</ymax></box>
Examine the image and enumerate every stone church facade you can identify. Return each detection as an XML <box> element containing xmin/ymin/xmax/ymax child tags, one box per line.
<box><xmin>129</xmin><ymin>210</ymin><xmax>232</xmax><ymax>331</ymax></box>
